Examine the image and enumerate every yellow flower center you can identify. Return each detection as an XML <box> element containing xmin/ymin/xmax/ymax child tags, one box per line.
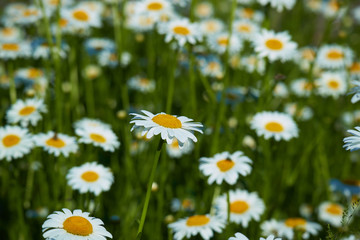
<box><xmin>186</xmin><ymin>215</ymin><xmax>210</xmax><ymax>226</ymax></box>
<box><xmin>328</xmin><ymin>80</ymin><xmax>339</xmax><ymax>89</ymax></box>
<box><xmin>81</xmin><ymin>171</ymin><xmax>100</xmax><ymax>182</ymax></box>
<box><xmin>303</xmin><ymin>82</ymin><xmax>314</xmax><ymax>90</ymax></box>
<box><xmin>326</xmin><ymin>204</ymin><xmax>342</xmax><ymax>215</ymax></box>
<box><xmin>171</xmin><ymin>139</ymin><xmax>179</xmax><ymax>148</ymax></box>
<box><xmin>63</xmin><ymin>216</ymin><xmax>93</xmax><ymax>236</ymax></box>
<box><xmin>28</xmin><ymin>68</ymin><xmax>42</xmax><ymax>79</ymax></box>
<box><xmin>243</xmin><ymin>8</ymin><xmax>254</xmax><ymax>18</ymax></box>
<box><xmin>73</xmin><ymin>10</ymin><xmax>89</xmax><ymax>21</ymax></box>
<box><xmin>23</xmin><ymin>9</ymin><xmax>37</xmax><ymax>17</ymax></box>
<box><xmin>217</xmin><ymin>37</ymin><xmax>229</xmax><ymax>46</ymax></box>
<box><xmin>90</xmin><ymin>133</ymin><xmax>106</xmax><ymax>143</ymax></box>
<box><xmin>147</xmin><ymin>2</ymin><xmax>163</xmax><ymax>11</ymax></box>
<box><xmin>285</xmin><ymin>218</ymin><xmax>307</xmax><ymax>228</ymax></box>
<box><xmin>2</xmin><ymin>43</ymin><xmax>19</xmax><ymax>51</ymax></box>
<box><xmin>237</xmin><ymin>25</ymin><xmax>251</xmax><ymax>33</ymax></box>
<box><xmin>49</xmin><ymin>0</ymin><xmax>60</xmax><ymax>5</ymax></box>
<box><xmin>350</xmin><ymin>63</ymin><xmax>360</xmax><ymax>72</ymax></box>
<box><xmin>152</xmin><ymin>114</ymin><xmax>182</xmax><ymax>128</ymax></box>
<box><xmin>205</xmin><ymin>22</ymin><xmax>217</xmax><ymax>32</ymax></box>
<box><xmin>230</xmin><ymin>200</ymin><xmax>249</xmax><ymax>214</ymax></box>
<box><xmin>46</xmin><ymin>137</ymin><xmax>66</xmax><ymax>148</ymax></box>
<box><xmin>216</xmin><ymin>159</ymin><xmax>235</xmax><ymax>172</ymax></box>
<box><xmin>302</xmin><ymin>49</ymin><xmax>315</xmax><ymax>61</ymax></box>
<box><xmin>327</xmin><ymin>50</ymin><xmax>343</xmax><ymax>60</ymax></box>
<box><xmin>265</xmin><ymin>39</ymin><xmax>283</xmax><ymax>50</ymax></box>
<box><xmin>173</xmin><ymin>26</ymin><xmax>190</xmax><ymax>36</ymax></box>
<box><xmin>2</xmin><ymin>28</ymin><xmax>14</xmax><ymax>36</ymax></box>
<box><xmin>59</xmin><ymin>18</ymin><xmax>68</xmax><ymax>27</ymax></box>
<box><xmin>265</xmin><ymin>122</ymin><xmax>284</xmax><ymax>132</ymax></box>
<box><xmin>208</xmin><ymin>62</ymin><xmax>219</xmax><ymax>70</ymax></box>
<box><xmin>2</xmin><ymin>134</ymin><xmax>21</xmax><ymax>147</ymax></box>
<box><xmin>19</xmin><ymin>106</ymin><xmax>36</xmax><ymax>116</ymax></box>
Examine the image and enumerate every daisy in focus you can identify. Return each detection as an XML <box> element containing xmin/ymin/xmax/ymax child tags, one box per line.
<box><xmin>199</xmin><ymin>151</ymin><xmax>252</xmax><ymax>185</ymax></box>
<box><xmin>34</xmin><ymin>132</ymin><xmax>78</xmax><ymax>157</ymax></box>
<box><xmin>215</xmin><ymin>189</ymin><xmax>265</xmax><ymax>227</ymax></box>
<box><xmin>0</xmin><ymin>125</ymin><xmax>34</xmax><ymax>161</ymax></box>
<box><xmin>66</xmin><ymin>162</ymin><xmax>114</xmax><ymax>195</ymax></box>
<box><xmin>253</xmin><ymin>30</ymin><xmax>297</xmax><ymax>62</ymax></box>
<box><xmin>6</xmin><ymin>98</ymin><xmax>47</xmax><ymax>127</ymax></box>
<box><xmin>318</xmin><ymin>201</ymin><xmax>345</xmax><ymax>227</ymax></box>
<box><xmin>250</xmin><ymin>111</ymin><xmax>299</xmax><ymax>141</ymax></box>
<box><xmin>168</xmin><ymin>214</ymin><xmax>225</xmax><ymax>240</ymax></box>
<box><xmin>257</xmin><ymin>0</ymin><xmax>297</xmax><ymax>12</ymax></box>
<box><xmin>61</xmin><ymin>5</ymin><xmax>102</xmax><ymax>29</ymax></box>
<box><xmin>42</xmin><ymin>208</ymin><xmax>112</xmax><ymax>240</ymax></box>
<box><xmin>76</xmin><ymin>125</ymin><xmax>120</xmax><ymax>152</ymax></box>
<box><xmin>343</xmin><ymin>126</ymin><xmax>360</xmax><ymax>151</ymax></box>
<box><xmin>130</xmin><ymin>110</ymin><xmax>203</xmax><ymax>146</ymax></box>
<box><xmin>316</xmin><ymin>44</ymin><xmax>353</xmax><ymax>69</ymax></box>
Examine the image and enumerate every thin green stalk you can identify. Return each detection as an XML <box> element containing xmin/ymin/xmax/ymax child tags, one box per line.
<box><xmin>136</xmin><ymin>139</ymin><xmax>164</xmax><ymax>240</ymax></box>
<box><xmin>188</xmin><ymin>47</ymin><xmax>197</xmax><ymax>113</ymax></box>
<box><xmin>70</xmin><ymin>44</ymin><xmax>80</xmax><ymax>119</ymax></box>
<box><xmin>7</xmin><ymin>61</ymin><xmax>16</xmax><ymax>104</ymax></box>
<box><xmin>24</xmin><ymin>155</ymin><xmax>36</xmax><ymax>209</ymax></box>
<box><xmin>226</xmin><ymin>190</ymin><xmax>230</xmax><ymax>224</ymax></box>
<box><xmin>199</xmin><ymin>73</ymin><xmax>215</xmax><ymax>102</ymax></box>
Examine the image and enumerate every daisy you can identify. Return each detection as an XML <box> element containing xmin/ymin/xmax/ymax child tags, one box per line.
<box><xmin>197</xmin><ymin>55</ymin><xmax>224</xmax><ymax>78</ymax></box>
<box><xmin>74</xmin><ymin>118</ymin><xmax>112</xmax><ymax>130</ymax></box>
<box><xmin>168</xmin><ymin>214</ymin><xmax>225</xmax><ymax>240</ymax></box>
<box><xmin>199</xmin><ymin>19</ymin><xmax>225</xmax><ymax>36</ymax></box>
<box><xmin>240</xmin><ymin>55</ymin><xmax>266</xmax><ymax>74</ymax></box>
<box><xmin>316</xmin><ymin>45</ymin><xmax>353</xmax><ymax>69</ymax></box>
<box><xmin>253</xmin><ymin>30</ymin><xmax>297</xmax><ymax>62</ymax></box>
<box><xmin>257</xmin><ymin>0</ymin><xmax>296</xmax><ymax>12</ymax></box>
<box><xmin>76</xmin><ymin>125</ymin><xmax>120</xmax><ymax>152</ymax></box>
<box><xmin>261</xmin><ymin>219</ymin><xmax>285</xmax><ymax>236</ymax></box>
<box><xmin>126</xmin><ymin>13</ymin><xmax>156</xmax><ymax>32</ymax></box>
<box><xmin>61</xmin><ymin>6</ymin><xmax>101</xmax><ymax>29</ymax></box>
<box><xmin>250</xmin><ymin>111</ymin><xmax>299</xmax><ymax>141</ymax></box>
<box><xmin>42</xmin><ymin>208</ymin><xmax>112</xmax><ymax>240</ymax></box>
<box><xmin>0</xmin><ymin>125</ymin><xmax>34</xmax><ymax>161</ymax></box>
<box><xmin>0</xmin><ymin>41</ymin><xmax>31</xmax><ymax>60</ymax></box>
<box><xmin>97</xmin><ymin>50</ymin><xmax>119</xmax><ymax>68</ymax></box>
<box><xmin>13</xmin><ymin>6</ymin><xmax>42</xmax><ymax>25</ymax></box>
<box><xmin>349</xmin><ymin>62</ymin><xmax>360</xmax><ymax>79</ymax></box>
<box><xmin>166</xmin><ymin>139</ymin><xmax>194</xmax><ymax>158</ymax></box>
<box><xmin>6</xmin><ymin>98</ymin><xmax>47</xmax><ymax>127</ymax></box>
<box><xmin>279</xmin><ymin>218</ymin><xmax>322</xmax><ymax>239</ymax></box>
<box><xmin>194</xmin><ymin>2</ymin><xmax>214</xmax><ymax>19</ymax></box>
<box><xmin>130</xmin><ymin>110</ymin><xmax>203</xmax><ymax>146</ymax></box>
<box><xmin>291</xmin><ymin>78</ymin><xmax>315</xmax><ymax>97</ymax></box>
<box><xmin>232</xmin><ymin>19</ymin><xmax>260</xmax><ymax>41</ymax></box>
<box><xmin>128</xmin><ymin>76</ymin><xmax>156</xmax><ymax>93</ymax></box>
<box><xmin>273</xmin><ymin>82</ymin><xmax>289</xmax><ymax>98</ymax></box>
<box><xmin>137</xmin><ymin>0</ymin><xmax>173</xmax><ymax>21</ymax></box>
<box><xmin>236</xmin><ymin>8</ymin><xmax>264</xmax><ymax>23</ymax></box>
<box><xmin>0</xmin><ymin>27</ymin><xmax>23</xmax><ymax>43</ymax></box>
<box><xmin>158</xmin><ymin>18</ymin><xmax>202</xmax><ymax>46</ymax></box>
<box><xmin>66</xmin><ymin>162</ymin><xmax>114</xmax><ymax>195</ymax></box>
<box><xmin>215</xmin><ymin>189</ymin><xmax>265</xmax><ymax>227</ymax></box>
<box><xmin>284</xmin><ymin>103</ymin><xmax>313</xmax><ymax>121</ymax></box>
<box><xmin>34</xmin><ymin>131</ymin><xmax>78</xmax><ymax>157</ymax></box>
<box><xmin>318</xmin><ymin>201</ymin><xmax>345</xmax><ymax>227</ymax></box>
<box><xmin>348</xmin><ymin>80</ymin><xmax>360</xmax><ymax>103</ymax></box>
<box><xmin>330</xmin><ymin>179</ymin><xmax>360</xmax><ymax>197</ymax></box>
<box><xmin>84</xmin><ymin>38</ymin><xmax>116</xmax><ymax>56</ymax></box>
<box><xmin>83</xmin><ymin>65</ymin><xmax>102</xmax><ymax>80</ymax></box>
<box><xmin>343</xmin><ymin>127</ymin><xmax>360</xmax><ymax>151</ymax></box>
<box><xmin>15</xmin><ymin>67</ymin><xmax>45</xmax><ymax>85</ymax></box>
<box><xmin>229</xmin><ymin>232</ymin><xmax>281</xmax><ymax>240</ymax></box>
<box><xmin>199</xmin><ymin>151</ymin><xmax>252</xmax><ymax>185</ymax></box>
<box><xmin>315</xmin><ymin>71</ymin><xmax>347</xmax><ymax>99</ymax></box>
<box><xmin>207</xmin><ymin>32</ymin><xmax>243</xmax><ymax>55</ymax></box>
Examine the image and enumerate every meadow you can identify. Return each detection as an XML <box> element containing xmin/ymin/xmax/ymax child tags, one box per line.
<box><xmin>0</xmin><ymin>0</ymin><xmax>360</xmax><ymax>240</ymax></box>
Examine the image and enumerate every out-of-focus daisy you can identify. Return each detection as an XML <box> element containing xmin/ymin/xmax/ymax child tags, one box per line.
<box><xmin>0</xmin><ymin>125</ymin><xmax>34</xmax><ymax>161</ymax></box>
<box><xmin>130</xmin><ymin>110</ymin><xmax>203</xmax><ymax>145</ymax></box>
<box><xmin>74</xmin><ymin>118</ymin><xmax>112</xmax><ymax>130</ymax></box>
<box><xmin>194</xmin><ymin>2</ymin><xmax>214</xmax><ymax>19</ymax></box>
<box><xmin>67</xmin><ymin>162</ymin><xmax>114</xmax><ymax>195</ymax></box>
<box><xmin>137</xmin><ymin>0</ymin><xmax>172</xmax><ymax>21</ymax></box>
<box><xmin>284</xmin><ymin>103</ymin><xmax>314</xmax><ymax>121</ymax></box>
<box><xmin>42</xmin><ymin>208</ymin><xmax>112</xmax><ymax>239</ymax></box>
<box><xmin>76</xmin><ymin>125</ymin><xmax>120</xmax><ymax>152</ymax></box>
<box><xmin>83</xmin><ymin>65</ymin><xmax>102</xmax><ymax>80</ymax></box>
<box><xmin>12</xmin><ymin>6</ymin><xmax>42</xmax><ymax>25</ymax></box>
<box><xmin>273</xmin><ymin>82</ymin><xmax>289</xmax><ymax>98</ymax></box>
<box><xmin>169</xmin><ymin>0</ymin><xmax>190</xmax><ymax>7</ymax></box>
<box><xmin>0</xmin><ymin>27</ymin><xmax>23</xmax><ymax>43</ymax></box>
<box><xmin>279</xmin><ymin>218</ymin><xmax>322</xmax><ymax>239</ymax></box>
<box><xmin>78</xmin><ymin>1</ymin><xmax>105</xmax><ymax>15</ymax></box>
<box><xmin>200</xmin><ymin>19</ymin><xmax>224</xmax><ymax>36</ymax></box>
<box><xmin>84</xmin><ymin>38</ymin><xmax>115</xmax><ymax>56</ymax></box>
<box><xmin>348</xmin><ymin>80</ymin><xmax>360</xmax><ymax>104</ymax></box>
<box><xmin>229</xmin><ymin>232</ymin><xmax>281</xmax><ymax>240</ymax></box>
<box><xmin>207</xmin><ymin>32</ymin><xmax>243</xmax><ymax>55</ymax></box>
<box><xmin>216</xmin><ymin>189</ymin><xmax>265</xmax><ymax>227</ymax></box>
<box><xmin>128</xmin><ymin>76</ymin><xmax>156</xmax><ymax>93</ymax></box>
<box><xmin>320</xmin><ymin>0</ymin><xmax>342</xmax><ymax>18</ymax></box>
<box><xmin>253</xmin><ymin>30</ymin><xmax>297</xmax><ymax>62</ymax></box>
<box><xmin>349</xmin><ymin>62</ymin><xmax>360</xmax><ymax>79</ymax></box>
<box><xmin>171</xmin><ymin>198</ymin><xmax>195</xmax><ymax>212</ymax></box>
<box><xmin>6</xmin><ymin>98</ymin><xmax>47</xmax><ymax>127</ymax></box>
<box><xmin>297</xmin><ymin>47</ymin><xmax>317</xmax><ymax>71</ymax></box>
<box><xmin>257</xmin><ymin>0</ymin><xmax>296</xmax><ymax>12</ymax></box>
<box><xmin>168</xmin><ymin>214</ymin><xmax>225</xmax><ymax>240</ymax></box>
<box><xmin>318</xmin><ymin>201</ymin><xmax>345</xmax><ymax>227</ymax></box>
<box><xmin>61</xmin><ymin>6</ymin><xmax>101</xmax><ymax>29</ymax></box>
<box><xmin>158</xmin><ymin>18</ymin><xmax>202</xmax><ymax>46</ymax></box>
<box><xmin>250</xmin><ymin>111</ymin><xmax>299</xmax><ymax>141</ymax></box>
<box><xmin>166</xmin><ymin>139</ymin><xmax>194</xmax><ymax>158</ymax></box>
<box><xmin>199</xmin><ymin>151</ymin><xmax>252</xmax><ymax>185</ymax></box>
<box><xmin>341</xmin><ymin>235</ymin><xmax>357</xmax><ymax>240</ymax></box>
<box><xmin>34</xmin><ymin>132</ymin><xmax>78</xmax><ymax>157</ymax></box>
<box><xmin>232</xmin><ymin>19</ymin><xmax>260</xmax><ymax>41</ymax></box>
<box><xmin>316</xmin><ymin>44</ymin><xmax>353</xmax><ymax>69</ymax></box>
<box><xmin>315</xmin><ymin>71</ymin><xmax>347</xmax><ymax>99</ymax></box>
<box><xmin>126</xmin><ymin>13</ymin><xmax>156</xmax><ymax>32</ymax></box>
<box><xmin>217</xmin><ymin>87</ymin><xmax>247</xmax><ymax>106</ymax></box>
<box><xmin>15</xmin><ymin>67</ymin><xmax>45</xmax><ymax>86</ymax></box>
<box><xmin>291</xmin><ymin>78</ymin><xmax>315</xmax><ymax>97</ymax></box>
<box><xmin>31</xmin><ymin>38</ymin><xmax>69</xmax><ymax>59</ymax></box>
<box><xmin>0</xmin><ymin>41</ymin><xmax>31</xmax><ymax>60</ymax></box>
<box><xmin>197</xmin><ymin>55</ymin><xmax>224</xmax><ymax>78</ymax></box>
<box><xmin>261</xmin><ymin>219</ymin><xmax>284</xmax><ymax>236</ymax></box>
<box><xmin>236</xmin><ymin>8</ymin><xmax>264</xmax><ymax>23</ymax></box>
<box><xmin>240</xmin><ymin>55</ymin><xmax>266</xmax><ymax>74</ymax></box>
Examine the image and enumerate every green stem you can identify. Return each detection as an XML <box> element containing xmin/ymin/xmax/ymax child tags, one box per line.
<box><xmin>226</xmin><ymin>190</ymin><xmax>230</xmax><ymax>224</ymax></box>
<box><xmin>188</xmin><ymin>47</ymin><xmax>197</xmax><ymax>113</ymax></box>
<box><xmin>7</xmin><ymin>61</ymin><xmax>16</xmax><ymax>104</ymax></box>
<box><xmin>136</xmin><ymin>139</ymin><xmax>164</xmax><ymax>240</ymax></box>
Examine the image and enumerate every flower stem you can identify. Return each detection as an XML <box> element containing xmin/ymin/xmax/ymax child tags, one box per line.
<box><xmin>7</xmin><ymin>61</ymin><xmax>16</xmax><ymax>104</ymax></box>
<box><xmin>136</xmin><ymin>139</ymin><xmax>164</xmax><ymax>240</ymax></box>
<box><xmin>226</xmin><ymin>190</ymin><xmax>230</xmax><ymax>224</ymax></box>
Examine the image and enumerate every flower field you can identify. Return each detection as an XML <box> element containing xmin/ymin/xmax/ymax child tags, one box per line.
<box><xmin>1</xmin><ymin>0</ymin><xmax>360</xmax><ymax>240</ymax></box>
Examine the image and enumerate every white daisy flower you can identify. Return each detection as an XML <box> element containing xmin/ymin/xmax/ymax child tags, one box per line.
<box><xmin>61</xmin><ymin>6</ymin><xmax>101</xmax><ymax>29</ymax></box>
<box><xmin>257</xmin><ymin>0</ymin><xmax>296</xmax><ymax>12</ymax></box>
<box><xmin>207</xmin><ymin>32</ymin><xmax>243</xmax><ymax>55</ymax></box>
<box><xmin>137</xmin><ymin>0</ymin><xmax>173</xmax><ymax>21</ymax></box>
<box><xmin>291</xmin><ymin>78</ymin><xmax>315</xmax><ymax>97</ymax></box>
<box><xmin>78</xmin><ymin>1</ymin><xmax>105</xmax><ymax>15</ymax></box>
<box><xmin>34</xmin><ymin>131</ymin><xmax>78</xmax><ymax>157</ymax></box>
<box><xmin>284</xmin><ymin>103</ymin><xmax>314</xmax><ymax>121</ymax></box>
<box><xmin>343</xmin><ymin>126</ymin><xmax>360</xmax><ymax>151</ymax></box>
<box><xmin>0</xmin><ymin>41</ymin><xmax>31</xmax><ymax>60</ymax></box>
<box><xmin>0</xmin><ymin>27</ymin><xmax>23</xmax><ymax>43</ymax></box>
<box><xmin>349</xmin><ymin>62</ymin><xmax>360</xmax><ymax>80</ymax></box>
<box><xmin>158</xmin><ymin>18</ymin><xmax>202</xmax><ymax>47</ymax></box>
<box><xmin>199</xmin><ymin>151</ymin><xmax>252</xmax><ymax>185</ymax></box>
<box><xmin>229</xmin><ymin>232</ymin><xmax>281</xmax><ymax>240</ymax></box>
<box><xmin>348</xmin><ymin>80</ymin><xmax>360</xmax><ymax>104</ymax></box>
<box><xmin>126</xmin><ymin>13</ymin><xmax>156</xmax><ymax>32</ymax></box>
<box><xmin>240</xmin><ymin>55</ymin><xmax>266</xmax><ymax>74</ymax></box>
<box><xmin>128</xmin><ymin>76</ymin><xmax>156</xmax><ymax>93</ymax></box>
<box><xmin>168</xmin><ymin>214</ymin><xmax>225</xmax><ymax>240</ymax></box>
<box><xmin>236</xmin><ymin>7</ymin><xmax>264</xmax><ymax>23</ymax></box>
<box><xmin>232</xmin><ymin>19</ymin><xmax>260</xmax><ymax>41</ymax></box>
<box><xmin>316</xmin><ymin>45</ymin><xmax>354</xmax><ymax>69</ymax></box>
<box><xmin>66</xmin><ymin>162</ymin><xmax>114</xmax><ymax>195</ymax></box>
<box><xmin>253</xmin><ymin>29</ymin><xmax>297</xmax><ymax>62</ymax></box>
<box><xmin>215</xmin><ymin>189</ymin><xmax>265</xmax><ymax>227</ymax></box>
<box><xmin>279</xmin><ymin>218</ymin><xmax>322</xmax><ymax>239</ymax></box>
<box><xmin>12</xmin><ymin>6</ymin><xmax>42</xmax><ymax>25</ymax></box>
<box><xmin>15</xmin><ymin>67</ymin><xmax>45</xmax><ymax>83</ymax></box>
<box><xmin>166</xmin><ymin>138</ymin><xmax>194</xmax><ymax>158</ymax></box>
<box><xmin>199</xmin><ymin>19</ymin><xmax>225</xmax><ymax>36</ymax></box>
<box><xmin>318</xmin><ymin>201</ymin><xmax>345</xmax><ymax>227</ymax></box>
<box><xmin>74</xmin><ymin>118</ymin><xmax>112</xmax><ymax>130</ymax></box>
<box><xmin>42</xmin><ymin>208</ymin><xmax>112</xmax><ymax>239</ymax></box>
<box><xmin>76</xmin><ymin>125</ymin><xmax>120</xmax><ymax>152</ymax></box>
<box><xmin>0</xmin><ymin>125</ymin><xmax>34</xmax><ymax>161</ymax></box>
<box><xmin>194</xmin><ymin>2</ymin><xmax>214</xmax><ymax>19</ymax></box>
<box><xmin>250</xmin><ymin>111</ymin><xmax>299</xmax><ymax>141</ymax></box>
<box><xmin>130</xmin><ymin>110</ymin><xmax>203</xmax><ymax>146</ymax></box>
<box><xmin>6</xmin><ymin>98</ymin><xmax>47</xmax><ymax>127</ymax></box>
<box><xmin>315</xmin><ymin>71</ymin><xmax>347</xmax><ymax>99</ymax></box>
<box><xmin>261</xmin><ymin>219</ymin><xmax>285</xmax><ymax>236</ymax></box>
<box><xmin>273</xmin><ymin>82</ymin><xmax>289</xmax><ymax>98</ymax></box>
